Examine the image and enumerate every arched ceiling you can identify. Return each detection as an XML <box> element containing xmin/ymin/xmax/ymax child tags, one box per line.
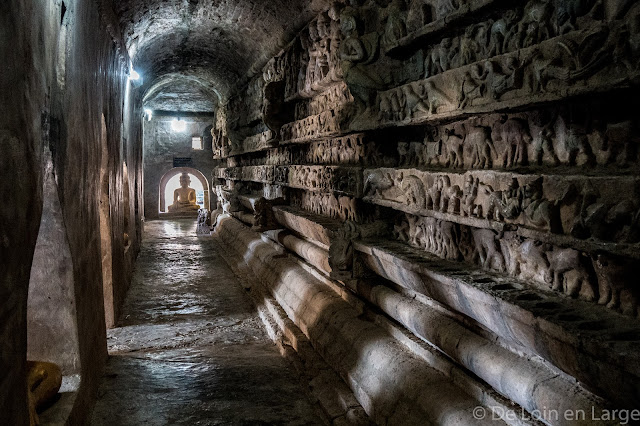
<box><xmin>113</xmin><ymin>0</ymin><xmax>333</xmax><ymax>109</ymax></box>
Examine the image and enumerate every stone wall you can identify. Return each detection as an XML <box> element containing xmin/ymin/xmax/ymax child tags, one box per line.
<box><xmin>0</xmin><ymin>0</ymin><xmax>143</xmax><ymax>424</ymax></box>
<box><xmin>143</xmin><ymin>112</ymin><xmax>216</xmax><ymax>219</ymax></box>
<box><xmin>213</xmin><ymin>0</ymin><xmax>640</xmax><ymax>424</ymax></box>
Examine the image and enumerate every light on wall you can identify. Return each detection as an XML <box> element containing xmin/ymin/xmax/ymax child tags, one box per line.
<box><xmin>129</xmin><ymin>69</ymin><xmax>141</xmax><ymax>81</ymax></box>
<box><xmin>144</xmin><ymin>108</ymin><xmax>153</xmax><ymax>121</ymax></box>
<box><xmin>171</xmin><ymin>118</ymin><xmax>186</xmax><ymax>132</ymax></box>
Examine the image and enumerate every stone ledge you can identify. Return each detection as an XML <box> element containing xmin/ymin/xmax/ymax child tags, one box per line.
<box><xmin>214</xmin><ymin>216</ymin><xmax>512</xmax><ymax>425</ymax></box>
<box><xmin>354</xmin><ymin>238</ymin><xmax>640</xmax><ymax>409</ymax></box>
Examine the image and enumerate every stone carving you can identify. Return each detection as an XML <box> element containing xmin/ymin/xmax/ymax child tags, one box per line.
<box><xmin>395</xmin><ymin>212</ymin><xmax>638</xmax><ymax>306</ymax></box>
<box><xmin>592</xmin><ymin>252</ymin><xmax>640</xmax><ymax>317</ymax></box>
<box><xmin>232</xmin><ymin>130</ymin><xmax>277</xmax><ymax>156</ymax></box>
<box><xmin>339</xmin><ymin>7</ymin><xmax>384</xmax><ymax>116</ymax></box>
<box><xmin>364</xmin><ymin>168</ymin><xmax>639</xmax><ymax>241</ymax></box>
<box><xmin>292</xmin><ymin>191</ymin><xmax>358</xmax><ymax>222</ymax></box>
<box><xmin>196</xmin><ymin>208</ymin><xmax>211</xmax><ymax>235</ymax></box>
<box><xmin>280</xmin><ymin>110</ymin><xmax>342</xmax><ymax>143</ymax></box>
<box><xmin>276</xmin><ymin>165</ymin><xmax>361</xmax><ymax>196</ymax></box>
<box><xmin>168</xmin><ymin>173</ymin><xmax>200</xmax><ymax>213</ymax></box>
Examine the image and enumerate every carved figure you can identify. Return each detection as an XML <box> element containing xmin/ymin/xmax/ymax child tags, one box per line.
<box><xmin>441</xmin><ymin>179</ymin><xmax>462</xmax><ymax>213</ymax></box>
<box><xmin>383</xmin><ymin>0</ymin><xmax>408</xmax><ymax>46</ymax></box>
<box><xmin>514</xmin><ymin>239</ymin><xmax>550</xmax><ymax>282</ymax></box>
<box><xmin>435</xmin><ymin>0</ymin><xmax>460</xmax><ymax>18</ymax></box>
<box><xmin>401</xmin><ymin>83</ymin><xmax>430</xmax><ymax>119</ymax></box>
<box><xmin>402</xmin><ymin>175</ymin><xmax>427</xmax><ymax>208</ymax></box>
<box><xmin>465</xmin><ymin>124</ymin><xmax>496</xmax><ymax>169</ymax></box>
<box><xmin>556</xmin><ymin>0</ymin><xmax>601</xmax><ymax>34</ymax></box>
<box><xmin>442</xmin><ymin>127</ymin><xmax>465</xmax><ymax>168</ymax></box>
<box><xmin>521</xmin><ymin>177</ymin><xmax>559</xmax><ymax>231</ymax></box>
<box><xmin>470</xmin><ymin>228</ymin><xmax>506</xmax><ymax>271</ymax></box>
<box><xmin>426</xmin><ymin>176</ymin><xmax>443</xmax><ymax>210</ymax></box>
<box><xmin>494</xmin><ymin>117</ymin><xmax>532</xmax><ymax>167</ymax></box>
<box><xmin>364</xmin><ymin>170</ymin><xmax>394</xmax><ymax>198</ymax></box>
<box><xmin>339</xmin><ymin>10</ymin><xmax>384</xmax><ymax>115</ymax></box>
<box><xmin>592</xmin><ymin>253</ymin><xmax>639</xmax><ymax>316</ymax></box>
<box><xmin>459</xmin><ymin>63</ymin><xmax>488</xmax><ymax>109</ymax></box>
<box><xmin>424</xmin><ymin>38</ymin><xmax>454</xmax><ymax>78</ymax></box>
<box><xmin>420</xmin><ymin>81</ymin><xmax>452</xmax><ymax>114</ymax></box>
<box><xmin>168</xmin><ymin>173</ymin><xmax>200</xmax><ymax>212</ymax></box>
<box><xmin>603</xmin><ymin>120</ymin><xmax>636</xmax><ymax>166</ymax></box>
<box><xmin>547</xmin><ymin>247</ymin><xmax>596</xmax><ymax>300</ymax></box>
<box><xmin>461</xmin><ymin>175</ymin><xmax>479</xmax><ymax>217</ymax></box>
<box><xmin>486</xmin><ymin>57</ymin><xmax>523</xmax><ymax>100</ymax></box>
<box><xmin>488</xmin><ymin>9</ymin><xmax>520</xmax><ymax>56</ymax></box>
<box><xmin>485</xmin><ymin>178</ymin><xmax>522</xmax><ymax>221</ymax></box>
<box><xmin>531</xmin><ymin>110</ymin><xmax>561</xmax><ymax>165</ymax></box>
<box><xmin>513</xmin><ymin>0</ymin><xmax>554</xmax><ymax>49</ymax></box>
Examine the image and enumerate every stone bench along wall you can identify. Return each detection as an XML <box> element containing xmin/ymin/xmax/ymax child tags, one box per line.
<box><xmin>212</xmin><ymin>0</ymin><xmax>640</xmax><ymax>424</ymax></box>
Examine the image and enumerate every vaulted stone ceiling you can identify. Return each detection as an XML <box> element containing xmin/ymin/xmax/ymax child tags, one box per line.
<box><xmin>112</xmin><ymin>0</ymin><xmax>332</xmax><ymax>109</ymax></box>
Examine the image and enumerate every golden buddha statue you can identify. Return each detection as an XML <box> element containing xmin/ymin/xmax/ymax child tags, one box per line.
<box><xmin>168</xmin><ymin>173</ymin><xmax>200</xmax><ymax>212</ymax></box>
<box><xmin>27</xmin><ymin>361</ymin><xmax>62</xmax><ymax>426</ymax></box>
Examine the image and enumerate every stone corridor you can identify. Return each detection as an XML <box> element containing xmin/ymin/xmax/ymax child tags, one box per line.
<box><xmin>90</xmin><ymin>220</ymin><xmax>322</xmax><ymax>425</ymax></box>
<box><xmin>4</xmin><ymin>0</ymin><xmax>640</xmax><ymax>424</ymax></box>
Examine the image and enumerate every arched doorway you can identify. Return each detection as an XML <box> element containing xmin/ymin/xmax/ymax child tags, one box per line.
<box><xmin>158</xmin><ymin>167</ymin><xmax>210</xmax><ymax>214</ymax></box>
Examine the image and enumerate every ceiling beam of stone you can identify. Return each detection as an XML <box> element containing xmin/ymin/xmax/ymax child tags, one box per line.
<box><xmin>113</xmin><ymin>0</ymin><xmax>333</xmax><ymax>104</ymax></box>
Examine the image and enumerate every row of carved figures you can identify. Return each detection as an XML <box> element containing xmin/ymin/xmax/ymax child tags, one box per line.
<box><xmin>394</xmin><ymin>212</ymin><xmax>640</xmax><ymax>317</ymax></box>
<box><xmin>365</xmin><ymin>169</ymin><xmax>640</xmax><ymax>243</ymax></box>
<box><xmin>401</xmin><ymin>113</ymin><xmax>638</xmax><ymax>169</ymax></box>
<box><xmin>378</xmin><ymin>8</ymin><xmax>639</xmax><ymax>122</ymax></box>
<box><xmin>291</xmin><ymin>191</ymin><xmax>359</xmax><ymax>222</ymax></box>
<box><xmin>419</xmin><ymin>0</ymin><xmax>621</xmax><ymax>77</ymax></box>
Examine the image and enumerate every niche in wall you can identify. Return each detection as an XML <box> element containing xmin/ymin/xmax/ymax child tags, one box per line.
<box><xmin>27</xmin><ymin>146</ymin><xmax>81</xmax><ymax>396</ymax></box>
<box><xmin>158</xmin><ymin>167</ymin><xmax>210</xmax><ymax>213</ymax></box>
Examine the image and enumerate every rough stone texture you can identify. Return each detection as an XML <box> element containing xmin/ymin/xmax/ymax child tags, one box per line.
<box><xmin>143</xmin><ymin>113</ymin><xmax>216</xmax><ymax>219</ymax></box>
<box><xmin>1</xmin><ymin>0</ymin><xmax>143</xmax><ymax>423</ymax></box>
<box><xmin>113</xmin><ymin>0</ymin><xmax>334</xmax><ymax>102</ymax></box>
<box><xmin>215</xmin><ymin>216</ymin><xmax>513</xmax><ymax>426</ymax></box>
<box><xmin>27</xmin><ymin>149</ymin><xmax>81</xmax><ymax>375</ymax></box>
<box><xmin>209</xmin><ymin>0</ymin><xmax>640</xmax><ymax>423</ymax></box>
<box><xmin>90</xmin><ymin>220</ymin><xmax>324</xmax><ymax>425</ymax></box>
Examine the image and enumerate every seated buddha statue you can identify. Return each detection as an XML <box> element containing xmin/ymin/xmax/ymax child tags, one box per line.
<box><xmin>168</xmin><ymin>173</ymin><xmax>200</xmax><ymax>212</ymax></box>
<box><xmin>27</xmin><ymin>361</ymin><xmax>62</xmax><ymax>426</ymax></box>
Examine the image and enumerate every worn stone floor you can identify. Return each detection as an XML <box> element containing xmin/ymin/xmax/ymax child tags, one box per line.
<box><xmin>90</xmin><ymin>220</ymin><xmax>323</xmax><ymax>426</ymax></box>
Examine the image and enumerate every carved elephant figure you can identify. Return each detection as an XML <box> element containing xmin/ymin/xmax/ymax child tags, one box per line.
<box><xmin>438</xmin><ymin>220</ymin><xmax>460</xmax><ymax>260</ymax></box>
<box><xmin>442</xmin><ymin>128</ymin><xmax>465</xmax><ymax>168</ymax></box>
<box><xmin>591</xmin><ymin>253</ymin><xmax>639</xmax><ymax>316</ymax></box>
<box><xmin>364</xmin><ymin>170</ymin><xmax>394</xmax><ymax>198</ymax></box>
<box><xmin>547</xmin><ymin>247</ymin><xmax>596</xmax><ymax>301</ymax></box>
<box><xmin>493</xmin><ymin>117</ymin><xmax>532</xmax><ymax>167</ymax></box>
<box><xmin>339</xmin><ymin>196</ymin><xmax>358</xmax><ymax>222</ymax></box>
<box><xmin>464</xmin><ymin>125</ymin><xmax>496</xmax><ymax>169</ymax></box>
<box><xmin>512</xmin><ymin>239</ymin><xmax>550</xmax><ymax>282</ymax></box>
<box><xmin>471</xmin><ymin>228</ymin><xmax>506</xmax><ymax>271</ymax></box>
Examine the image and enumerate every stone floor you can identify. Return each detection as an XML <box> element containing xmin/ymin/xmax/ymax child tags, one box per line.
<box><xmin>90</xmin><ymin>220</ymin><xmax>323</xmax><ymax>426</ymax></box>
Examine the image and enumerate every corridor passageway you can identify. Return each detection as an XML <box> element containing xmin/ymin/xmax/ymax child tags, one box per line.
<box><xmin>4</xmin><ymin>0</ymin><xmax>640</xmax><ymax>424</ymax></box>
<box><xmin>90</xmin><ymin>220</ymin><xmax>322</xmax><ymax>425</ymax></box>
